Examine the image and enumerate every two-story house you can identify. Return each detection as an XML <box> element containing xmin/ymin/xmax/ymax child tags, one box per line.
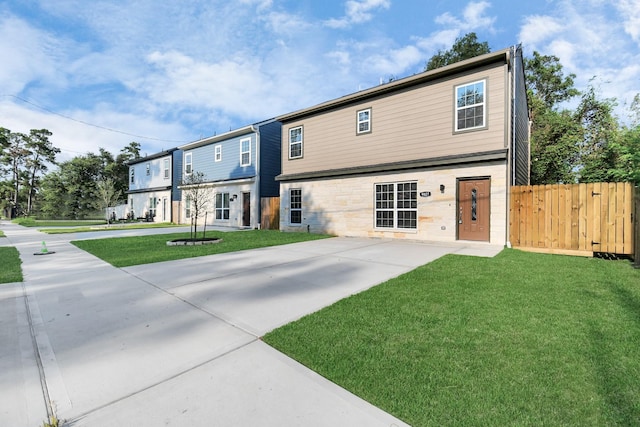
<box><xmin>276</xmin><ymin>46</ymin><xmax>529</xmax><ymax>245</ymax></box>
<box><xmin>177</xmin><ymin>119</ymin><xmax>281</xmax><ymax>229</ymax></box>
<box><xmin>127</xmin><ymin>149</ymin><xmax>182</xmax><ymax>222</ymax></box>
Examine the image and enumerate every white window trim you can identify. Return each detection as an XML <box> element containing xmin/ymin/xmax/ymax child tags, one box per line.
<box><xmin>146</xmin><ymin>162</ymin><xmax>150</xmax><ymax>176</ymax></box>
<box><xmin>163</xmin><ymin>158</ymin><xmax>170</xmax><ymax>179</ymax></box>
<box><xmin>184</xmin><ymin>152</ymin><xmax>192</xmax><ymax>176</ymax></box>
<box><xmin>215</xmin><ymin>145</ymin><xmax>222</xmax><ymax>162</ymax></box>
<box><xmin>374</xmin><ymin>182</ymin><xmax>418</xmax><ymax>231</ymax></box>
<box><xmin>454</xmin><ymin>79</ymin><xmax>486</xmax><ymax>132</ymax></box>
<box><xmin>289</xmin><ymin>188</ymin><xmax>302</xmax><ymax>225</ymax></box>
<box><xmin>215</xmin><ymin>192</ymin><xmax>230</xmax><ymax>220</ymax></box>
<box><xmin>288</xmin><ymin>126</ymin><xmax>303</xmax><ymax>159</ymax></box>
<box><xmin>357</xmin><ymin>107</ymin><xmax>372</xmax><ymax>135</ymax></box>
<box><xmin>240</xmin><ymin>138</ymin><xmax>251</xmax><ymax>167</ymax></box>
<box><xmin>130</xmin><ymin>167</ymin><xmax>135</xmax><ymax>184</ymax></box>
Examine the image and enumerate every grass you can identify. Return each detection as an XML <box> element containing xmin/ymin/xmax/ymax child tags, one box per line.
<box><xmin>72</xmin><ymin>229</ymin><xmax>330</xmax><ymax>267</ymax></box>
<box><xmin>40</xmin><ymin>222</ymin><xmax>182</xmax><ymax>234</ymax></box>
<box><xmin>264</xmin><ymin>249</ymin><xmax>640</xmax><ymax>427</ymax></box>
<box><xmin>0</xmin><ymin>247</ymin><xmax>23</xmax><ymax>283</ymax></box>
<box><xmin>13</xmin><ymin>218</ymin><xmax>107</xmax><ymax>227</ymax></box>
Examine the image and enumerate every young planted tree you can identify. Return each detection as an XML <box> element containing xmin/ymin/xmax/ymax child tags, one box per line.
<box><xmin>96</xmin><ymin>178</ymin><xmax>122</xmax><ymax>225</ymax></box>
<box><xmin>180</xmin><ymin>171</ymin><xmax>213</xmax><ymax>239</ymax></box>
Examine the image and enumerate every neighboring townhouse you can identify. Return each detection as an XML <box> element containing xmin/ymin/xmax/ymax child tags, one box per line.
<box><xmin>276</xmin><ymin>46</ymin><xmax>529</xmax><ymax>245</ymax></box>
<box><xmin>127</xmin><ymin>149</ymin><xmax>182</xmax><ymax>223</ymax></box>
<box><xmin>177</xmin><ymin>119</ymin><xmax>281</xmax><ymax>229</ymax></box>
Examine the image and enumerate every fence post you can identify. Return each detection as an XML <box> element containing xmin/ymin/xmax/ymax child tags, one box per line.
<box><xmin>634</xmin><ymin>186</ymin><xmax>639</xmax><ymax>268</ymax></box>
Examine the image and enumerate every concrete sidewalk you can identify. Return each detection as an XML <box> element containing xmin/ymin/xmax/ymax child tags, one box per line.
<box><xmin>1</xmin><ymin>221</ymin><xmax>502</xmax><ymax>426</ymax></box>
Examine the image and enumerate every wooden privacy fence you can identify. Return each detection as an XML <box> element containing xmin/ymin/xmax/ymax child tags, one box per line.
<box><xmin>509</xmin><ymin>183</ymin><xmax>635</xmax><ymax>257</ymax></box>
<box><xmin>260</xmin><ymin>197</ymin><xmax>280</xmax><ymax>230</ymax></box>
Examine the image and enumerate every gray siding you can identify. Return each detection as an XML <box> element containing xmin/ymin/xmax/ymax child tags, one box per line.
<box><xmin>511</xmin><ymin>46</ymin><xmax>530</xmax><ymax>185</ymax></box>
<box><xmin>185</xmin><ymin>134</ymin><xmax>257</xmax><ymax>182</ymax></box>
<box><xmin>172</xmin><ymin>149</ymin><xmax>183</xmax><ymax>201</ymax></box>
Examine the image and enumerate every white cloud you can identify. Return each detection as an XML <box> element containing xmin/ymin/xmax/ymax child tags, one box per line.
<box><xmin>518</xmin><ymin>15</ymin><xmax>563</xmax><ymax>49</ymax></box>
<box><xmin>435</xmin><ymin>1</ymin><xmax>495</xmax><ymax>33</ymax></box>
<box><xmin>616</xmin><ymin>0</ymin><xmax>640</xmax><ymax>43</ymax></box>
<box><xmin>325</xmin><ymin>0</ymin><xmax>391</xmax><ymax>29</ymax></box>
<box><xmin>364</xmin><ymin>45</ymin><xmax>423</xmax><ymax>75</ymax></box>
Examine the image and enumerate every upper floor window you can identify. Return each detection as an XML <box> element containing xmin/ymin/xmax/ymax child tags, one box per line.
<box><xmin>146</xmin><ymin>163</ymin><xmax>150</xmax><ymax>176</ymax></box>
<box><xmin>357</xmin><ymin>108</ymin><xmax>372</xmax><ymax>134</ymax></box>
<box><xmin>184</xmin><ymin>152</ymin><xmax>192</xmax><ymax>175</ymax></box>
<box><xmin>215</xmin><ymin>145</ymin><xmax>222</xmax><ymax>162</ymax></box>
<box><xmin>289</xmin><ymin>126</ymin><xmax>303</xmax><ymax>159</ymax></box>
<box><xmin>455</xmin><ymin>80</ymin><xmax>486</xmax><ymax>131</ymax></box>
<box><xmin>130</xmin><ymin>167</ymin><xmax>135</xmax><ymax>184</ymax></box>
<box><xmin>163</xmin><ymin>158</ymin><xmax>170</xmax><ymax>179</ymax></box>
<box><xmin>240</xmin><ymin>138</ymin><xmax>251</xmax><ymax>166</ymax></box>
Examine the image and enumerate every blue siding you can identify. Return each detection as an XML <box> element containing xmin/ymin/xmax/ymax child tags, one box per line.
<box><xmin>172</xmin><ymin>149</ymin><xmax>183</xmax><ymax>201</ymax></box>
<box><xmin>187</xmin><ymin>134</ymin><xmax>257</xmax><ymax>182</ymax></box>
<box><xmin>258</xmin><ymin>121</ymin><xmax>282</xmax><ymax>197</ymax></box>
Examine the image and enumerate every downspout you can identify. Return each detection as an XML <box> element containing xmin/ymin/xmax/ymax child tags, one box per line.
<box><xmin>508</xmin><ymin>45</ymin><xmax>518</xmax><ymax>248</ymax></box>
<box><xmin>253</xmin><ymin>125</ymin><xmax>260</xmax><ymax>229</ymax></box>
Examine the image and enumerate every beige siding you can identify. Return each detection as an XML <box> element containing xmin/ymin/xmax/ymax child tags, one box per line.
<box><xmin>282</xmin><ymin>63</ymin><xmax>507</xmax><ymax>175</ymax></box>
<box><xmin>280</xmin><ymin>162</ymin><xmax>508</xmax><ymax>245</ymax></box>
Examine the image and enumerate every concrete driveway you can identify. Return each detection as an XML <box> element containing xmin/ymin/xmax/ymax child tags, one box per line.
<box><xmin>0</xmin><ymin>222</ymin><xmax>501</xmax><ymax>426</ymax></box>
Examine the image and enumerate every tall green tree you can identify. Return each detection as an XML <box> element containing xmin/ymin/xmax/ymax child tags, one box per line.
<box><xmin>24</xmin><ymin>129</ymin><xmax>60</xmax><ymax>215</ymax></box>
<box><xmin>425</xmin><ymin>32</ymin><xmax>490</xmax><ymax>71</ymax></box>
<box><xmin>525</xmin><ymin>52</ymin><xmax>581</xmax><ymax>184</ymax></box>
<box><xmin>0</xmin><ymin>130</ymin><xmax>29</xmax><ymax>216</ymax></box>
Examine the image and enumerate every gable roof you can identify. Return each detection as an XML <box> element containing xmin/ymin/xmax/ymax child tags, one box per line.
<box><xmin>277</xmin><ymin>47</ymin><xmax>512</xmax><ymax>123</ymax></box>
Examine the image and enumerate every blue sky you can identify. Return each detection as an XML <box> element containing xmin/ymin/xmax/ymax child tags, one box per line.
<box><xmin>1</xmin><ymin>0</ymin><xmax>639</xmax><ymax>161</ymax></box>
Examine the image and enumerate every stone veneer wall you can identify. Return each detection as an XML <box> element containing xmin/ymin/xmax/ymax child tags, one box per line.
<box><xmin>279</xmin><ymin>162</ymin><xmax>508</xmax><ymax>245</ymax></box>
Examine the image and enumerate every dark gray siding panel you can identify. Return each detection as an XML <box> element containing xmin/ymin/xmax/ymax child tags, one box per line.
<box><xmin>512</xmin><ymin>46</ymin><xmax>530</xmax><ymax>185</ymax></box>
<box><xmin>258</xmin><ymin>121</ymin><xmax>282</xmax><ymax>197</ymax></box>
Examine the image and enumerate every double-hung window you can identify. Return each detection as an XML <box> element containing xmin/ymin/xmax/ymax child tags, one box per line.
<box><xmin>130</xmin><ymin>167</ymin><xmax>135</xmax><ymax>184</ymax></box>
<box><xmin>146</xmin><ymin>163</ymin><xmax>150</xmax><ymax>176</ymax></box>
<box><xmin>215</xmin><ymin>193</ymin><xmax>230</xmax><ymax>220</ymax></box>
<box><xmin>290</xmin><ymin>189</ymin><xmax>302</xmax><ymax>224</ymax></box>
<box><xmin>163</xmin><ymin>158</ymin><xmax>170</xmax><ymax>179</ymax></box>
<box><xmin>455</xmin><ymin>80</ymin><xmax>486</xmax><ymax>131</ymax></box>
<box><xmin>185</xmin><ymin>196</ymin><xmax>191</xmax><ymax>219</ymax></box>
<box><xmin>215</xmin><ymin>145</ymin><xmax>222</xmax><ymax>162</ymax></box>
<box><xmin>149</xmin><ymin>197</ymin><xmax>157</xmax><ymax>217</ymax></box>
<box><xmin>240</xmin><ymin>138</ymin><xmax>251</xmax><ymax>166</ymax></box>
<box><xmin>289</xmin><ymin>126</ymin><xmax>303</xmax><ymax>159</ymax></box>
<box><xmin>184</xmin><ymin>153</ymin><xmax>192</xmax><ymax>175</ymax></box>
<box><xmin>375</xmin><ymin>182</ymin><xmax>417</xmax><ymax>229</ymax></box>
<box><xmin>357</xmin><ymin>108</ymin><xmax>371</xmax><ymax>134</ymax></box>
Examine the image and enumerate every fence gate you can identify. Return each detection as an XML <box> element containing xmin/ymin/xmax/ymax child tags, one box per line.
<box><xmin>510</xmin><ymin>183</ymin><xmax>635</xmax><ymax>257</ymax></box>
<box><xmin>260</xmin><ymin>197</ymin><xmax>280</xmax><ymax>230</ymax></box>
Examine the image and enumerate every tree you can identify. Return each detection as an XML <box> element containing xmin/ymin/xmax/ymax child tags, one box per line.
<box><xmin>96</xmin><ymin>178</ymin><xmax>122</xmax><ymax>225</ymax></box>
<box><xmin>24</xmin><ymin>129</ymin><xmax>60</xmax><ymax>215</ymax></box>
<box><xmin>180</xmin><ymin>171</ymin><xmax>213</xmax><ymax>239</ymax></box>
<box><xmin>0</xmin><ymin>130</ymin><xmax>29</xmax><ymax>216</ymax></box>
<box><xmin>425</xmin><ymin>32</ymin><xmax>490</xmax><ymax>71</ymax></box>
<box><xmin>525</xmin><ymin>52</ymin><xmax>580</xmax><ymax>110</ymax></box>
<box><xmin>525</xmin><ymin>52</ymin><xmax>581</xmax><ymax>184</ymax></box>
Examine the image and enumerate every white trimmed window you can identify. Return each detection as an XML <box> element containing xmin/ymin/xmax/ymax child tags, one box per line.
<box><xmin>240</xmin><ymin>138</ymin><xmax>251</xmax><ymax>166</ymax></box>
<box><xmin>290</xmin><ymin>188</ymin><xmax>302</xmax><ymax>224</ymax></box>
<box><xmin>163</xmin><ymin>158</ymin><xmax>170</xmax><ymax>179</ymax></box>
<box><xmin>130</xmin><ymin>167</ymin><xmax>135</xmax><ymax>184</ymax></box>
<box><xmin>184</xmin><ymin>152</ymin><xmax>192</xmax><ymax>175</ymax></box>
<box><xmin>146</xmin><ymin>163</ymin><xmax>150</xmax><ymax>176</ymax></box>
<box><xmin>289</xmin><ymin>126</ymin><xmax>303</xmax><ymax>159</ymax></box>
<box><xmin>185</xmin><ymin>196</ymin><xmax>192</xmax><ymax>219</ymax></box>
<box><xmin>215</xmin><ymin>193</ymin><xmax>230</xmax><ymax>220</ymax></box>
<box><xmin>455</xmin><ymin>80</ymin><xmax>486</xmax><ymax>131</ymax></box>
<box><xmin>149</xmin><ymin>197</ymin><xmax>157</xmax><ymax>217</ymax></box>
<box><xmin>215</xmin><ymin>145</ymin><xmax>222</xmax><ymax>162</ymax></box>
<box><xmin>375</xmin><ymin>182</ymin><xmax>417</xmax><ymax>229</ymax></box>
<box><xmin>357</xmin><ymin>108</ymin><xmax>371</xmax><ymax>134</ymax></box>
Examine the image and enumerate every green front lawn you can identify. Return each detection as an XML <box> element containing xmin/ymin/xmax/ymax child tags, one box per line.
<box><xmin>40</xmin><ymin>222</ymin><xmax>182</xmax><ymax>234</ymax></box>
<box><xmin>13</xmin><ymin>218</ymin><xmax>107</xmax><ymax>227</ymax></box>
<box><xmin>264</xmin><ymin>249</ymin><xmax>640</xmax><ymax>427</ymax></box>
<box><xmin>0</xmin><ymin>247</ymin><xmax>23</xmax><ymax>283</ymax></box>
<box><xmin>72</xmin><ymin>230</ymin><xmax>330</xmax><ymax>267</ymax></box>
